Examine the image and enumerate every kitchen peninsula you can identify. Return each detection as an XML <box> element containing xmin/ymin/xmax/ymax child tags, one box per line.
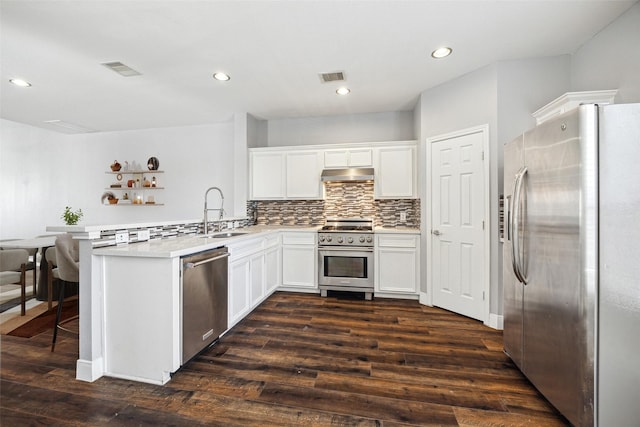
<box><xmin>46</xmin><ymin>220</ymin><xmax>319</xmax><ymax>384</ymax></box>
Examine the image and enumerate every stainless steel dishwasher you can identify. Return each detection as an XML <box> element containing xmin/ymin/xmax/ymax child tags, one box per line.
<box><xmin>181</xmin><ymin>246</ymin><xmax>229</xmax><ymax>364</ymax></box>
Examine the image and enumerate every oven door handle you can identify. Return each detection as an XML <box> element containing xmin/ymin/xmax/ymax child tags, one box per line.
<box><xmin>318</xmin><ymin>246</ymin><xmax>374</xmax><ymax>252</ymax></box>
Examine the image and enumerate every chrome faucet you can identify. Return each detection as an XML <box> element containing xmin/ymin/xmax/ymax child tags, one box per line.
<box><xmin>203</xmin><ymin>186</ymin><xmax>225</xmax><ymax>235</ymax></box>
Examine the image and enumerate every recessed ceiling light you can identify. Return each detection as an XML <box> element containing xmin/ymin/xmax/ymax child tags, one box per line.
<box><xmin>431</xmin><ymin>47</ymin><xmax>453</xmax><ymax>59</ymax></box>
<box><xmin>9</xmin><ymin>78</ymin><xmax>31</xmax><ymax>87</ymax></box>
<box><xmin>213</xmin><ymin>72</ymin><xmax>230</xmax><ymax>81</ymax></box>
<box><xmin>336</xmin><ymin>87</ymin><xmax>350</xmax><ymax>95</ymax></box>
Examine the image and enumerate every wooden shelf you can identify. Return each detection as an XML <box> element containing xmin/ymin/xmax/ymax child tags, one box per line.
<box><xmin>106</xmin><ymin>170</ymin><xmax>164</xmax><ymax>174</ymax></box>
<box><xmin>105</xmin><ymin>169</ymin><xmax>165</xmax><ymax>206</ymax></box>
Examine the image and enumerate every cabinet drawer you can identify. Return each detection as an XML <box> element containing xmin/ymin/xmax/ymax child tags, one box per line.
<box><xmin>376</xmin><ymin>234</ymin><xmax>418</xmax><ymax>248</ymax></box>
<box><xmin>265</xmin><ymin>234</ymin><xmax>281</xmax><ymax>249</ymax></box>
<box><xmin>282</xmin><ymin>232</ymin><xmax>316</xmax><ymax>245</ymax></box>
<box><xmin>228</xmin><ymin>237</ymin><xmax>264</xmax><ymax>259</ymax></box>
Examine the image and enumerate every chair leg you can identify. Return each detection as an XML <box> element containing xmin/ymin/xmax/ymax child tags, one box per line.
<box><xmin>20</xmin><ymin>264</ymin><xmax>26</xmax><ymax>316</ymax></box>
<box><xmin>32</xmin><ymin>250</ymin><xmax>38</xmax><ymax>296</ymax></box>
<box><xmin>51</xmin><ymin>280</ymin><xmax>66</xmax><ymax>352</ymax></box>
<box><xmin>47</xmin><ymin>261</ymin><xmax>53</xmax><ymax>311</ymax></box>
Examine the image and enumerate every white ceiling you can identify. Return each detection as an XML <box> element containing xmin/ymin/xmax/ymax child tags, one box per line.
<box><xmin>1</xmin><ymin>0</ymin><xmax>635</xmax><ymax>134</ymax></box>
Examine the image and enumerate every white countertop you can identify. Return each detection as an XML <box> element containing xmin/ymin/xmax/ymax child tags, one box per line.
<box><xmin>90</xmin><ymin>223</ymin><xmax>419</xmax><ymax>258</ymax></box>
<box><xmin>93</xmin><ymin>225</ymin><xmax>320</xmax><ymax>258</ymax></box>
<box><xmin>375</xmin><ymin>226</ymin><xmax>421</xmax><ymax>234</ymax></box>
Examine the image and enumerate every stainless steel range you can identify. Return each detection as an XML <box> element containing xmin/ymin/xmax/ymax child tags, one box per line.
<box><xmin>318</xmin><ymin>218</ymin><xmax>374</xmax><ymax>300</ymax></box>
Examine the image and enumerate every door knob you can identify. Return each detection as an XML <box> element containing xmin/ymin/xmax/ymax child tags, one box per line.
<box><xmin>432</xmin><ymin>230</ymin><xmax>442</xmax><ymax>236</ymax></box>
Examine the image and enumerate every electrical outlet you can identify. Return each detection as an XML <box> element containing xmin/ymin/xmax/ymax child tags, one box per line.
<box><xmin>400</xmin><ymin>212</ymin><xmax>407</xmax><ymax>222</ymax></box>
<box><xmin>137</xmin><ymin>229</ymin><xmax>150</xmax><ymax>241</ymax></box>
<box><xmin>115</xmin><ymin>231</ymin><xmax>129</xmax><ymax>244</ymax></box>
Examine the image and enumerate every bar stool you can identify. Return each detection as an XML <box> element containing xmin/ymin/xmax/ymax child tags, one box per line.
<box><xmin>51</xmin><ymin>234</ymin><xmax>79</xmax><ymax>352</ymax></box>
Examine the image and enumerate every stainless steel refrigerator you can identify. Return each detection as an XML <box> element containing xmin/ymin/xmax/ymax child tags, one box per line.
<box><xmin>503</xmin><ymin>103</ymin><xmax>640</xmax><ymax>427</ymax></box>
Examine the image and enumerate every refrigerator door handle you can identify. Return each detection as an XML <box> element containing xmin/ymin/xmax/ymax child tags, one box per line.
<box><xmin>509</xmin><ymin>173</ymin><xmax>523</xmax><ymax>283</ymax></box>
<box><xmin>511</xmin><ymin>167</ymin><xmax>528</xmax><ymax>284</ymax></box>
<box><xmin>504</xmin><ymin>195</ymin><xmax>511</xmax><ymax>242</ymax></box>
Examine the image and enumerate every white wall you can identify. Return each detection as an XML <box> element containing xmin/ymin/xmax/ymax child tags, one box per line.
<box><xmin>266</xmin><ymin>110</ymin><xmax>414</xmax><ymax>146</ymax></box>
<box><xmin>0</xmin><ymin>119</ymin><xmax>235</xmax><ymax>239</ymax></box>
<box><xmin>570</xmin><ymin>1</ymin><xmax>640</xmax><ymax>103</ymax></box>
<box><xmin>1</xmin><ymin>119</ymin><xmax>69</xmax><ymax>238</ymax></box>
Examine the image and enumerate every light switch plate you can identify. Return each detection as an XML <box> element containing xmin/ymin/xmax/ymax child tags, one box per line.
<box><xmin>115</xmin><ymin>231</ymin><xmax>129</xmax><ymax>244</ymax></box>
<box><xmin>400</xmin><ymin>212</ymin><xmax>407</xmax><ymax>222</ymax></box>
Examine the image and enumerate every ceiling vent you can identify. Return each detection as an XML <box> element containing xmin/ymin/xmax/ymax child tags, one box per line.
<box><xmin>319</xmin><ymin>71</ymin><xmax>345</xmax><ymax>83</ymax></box>
<box><xmin>43</xmin><ymin>120</ymin><xmax>96</xmax><ymax>134</ymax></box>
<box><xmin>102</xmin><ymin>61</ymin><xmax>141</xmax><ymax>77</ymax></box>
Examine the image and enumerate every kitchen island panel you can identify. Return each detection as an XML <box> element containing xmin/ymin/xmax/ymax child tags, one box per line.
<box><xmin>103</xmin><ymin>255</ymin><xmax>180</xmax><ymax>385</ymax></box>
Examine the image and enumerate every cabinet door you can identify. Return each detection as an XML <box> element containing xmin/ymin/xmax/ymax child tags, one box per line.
<box><xmin>250</xmin><ymin>152</ymin><xmax>285</xmax><ymax>199</ymax></box>
<box><xmin>375</xmin><ymin>234</ymin><xmax>419</xmax><ymax>294</ymax></box>
<box><xmin>249</xmin><ymin>253</ymin><xmax>265</xmax><ymax>309</ymax></box>
<box><xmin>282</xmin><ymin>245</ymin><xmax>316</xmax><ymax>288</ymax></box>
<box><xmin>229</xmin><ymin>257</ymin><xmax>251</xmax><ymax>327</ymax></box>
<box><xmin>348</xmin><ymin>149</ymin><xmax>373</xmax><ymax>167</ymax></box>
<box><xmin>324</xmin><ymin>148</ymin><xmax>373</xmax><ymax>168</ymax></box>
<box><xmin>265</xmin><ymin>245</ymin><xmax>281</xmax><ymax>295</ymax></box>
<box><xmin>324</xmin><ymin>150</ymin><xmax>350</xmax><ymax>168</ymax></box>
<box><xmin>374</xmin><ymin>146</ymin><xmax>416</xmax><ymax>198</ymax></box>
<box><xmin>286</xmin><ymin>151</ymin><xmax>322</xmax><ymax>199</ymax></box>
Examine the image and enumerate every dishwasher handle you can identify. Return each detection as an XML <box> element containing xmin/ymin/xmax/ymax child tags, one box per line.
<box><xmin>184</xmin><ymin>252</ymin><xmax>230</xmax><ymax>269</ymax></box>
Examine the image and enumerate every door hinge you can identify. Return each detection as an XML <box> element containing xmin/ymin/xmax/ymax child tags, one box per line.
<box><xmin>482</xmin><ymin>220</ymin><xmax>485</xmax><ymax>230</ymax></box>
<box><xmin>483</xmin><ymin>291</ymin><xmax>485</xmax><ymax>301</ymax></box>
<box><xmin>481</xmin><ymin>151</ymin><xmax>485</xmax><ymax>160</ymax></box>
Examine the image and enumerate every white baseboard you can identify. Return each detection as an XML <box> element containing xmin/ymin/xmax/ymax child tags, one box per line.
<box><xmin>487</xmin><ymin>313</ymin><xmax>504</xmax><ymax>330</ymax></box>
<box><xmin>419</xmin><ymin>292</ymin><xmax>431</xmax><ymax>306</ymax></box>
<box><xmin>76</xmin><ymin>357</ymin><xmax>104</xmax><ymax>382</ymax></box>
<box><xmin>374</xmin><ymin>292</ymin><xmax>419</xmax><ymax>301</ymax></box>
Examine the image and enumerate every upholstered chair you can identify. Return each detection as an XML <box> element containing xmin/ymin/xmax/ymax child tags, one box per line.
<box><xmin>0</xmin><ymin>249</ymin><xmax>30</xmax><ymax>315</ymax></box>
<box><xmin>51</xmin><ymin>234</ymin><xmax>79</xmax><ymax>352</ymax></box>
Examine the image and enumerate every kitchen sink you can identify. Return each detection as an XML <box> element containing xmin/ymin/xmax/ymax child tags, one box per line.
<box><xmin>199</xmin><ymin>232</ymin><xmax>248</xmax><ymax>239</ymax></box>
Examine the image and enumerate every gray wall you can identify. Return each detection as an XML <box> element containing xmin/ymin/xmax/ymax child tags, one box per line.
<box><xmin>570</xmin><ymin>1</ymin><xmax>640</xmax><ymax>103</ymax></box>
<box><xmin>416</xmin><ymin>1</ymin><xmax>639</xmax><ymax>321</ymax></box>
<box><xmin>417</xmin><ymin>63</ymin><xmax>500</xmax><ymax>316</ymax></box>
<box><xmin>266</xmin><ymin>111</ymin><xmax>415</xmax><ymax>146</ymax></box>
<box><xmin>416</xmin><ymin>56</ymin><xmax>573</xmax><ymax>318</ymax></box>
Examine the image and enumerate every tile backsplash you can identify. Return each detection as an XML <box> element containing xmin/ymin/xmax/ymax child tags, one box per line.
<box><xmin>249</xmin><ymin>181</ymin><xmax>420</xmax><ymax>228</ymax></box>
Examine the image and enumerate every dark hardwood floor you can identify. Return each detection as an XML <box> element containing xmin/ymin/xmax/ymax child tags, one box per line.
<box><xmin>1</xmin><ymin>291</ymin><xmax>569</xmax><ymax>426</ymax></box>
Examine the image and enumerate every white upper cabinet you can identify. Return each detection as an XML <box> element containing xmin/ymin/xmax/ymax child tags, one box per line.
<box><xmin>286</xmin><ymin>151</ymin><xmax>323</xmax><ymax>199</ymax></box>
<box><xmin>374</xmin><ymin>144</ymin><xmax>417</xmax><ymax>199</ymax></box>
<box><xmin>323</xmin><ymin>148</ymin><xmax>372</xmax><ymax>168</ymax></box>
<box><xmin>250</xmin><ymin>141</ymin><xmax>416</xmax><ymax>200</ymax></box>
<box><xmin>250</xmin><ymin>151</ymin><xmax>286</xmax><ymax>199</ymax></box>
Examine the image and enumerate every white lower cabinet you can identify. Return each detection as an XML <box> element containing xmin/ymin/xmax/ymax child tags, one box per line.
<box><xmin>228</xmin><ymin>233</ymin><xmax>283</xmax><ymax>328</ymax></box>
<box><xmin>375</xmin><ymin>233</ymin><xmax>420</xmax><ymax>296</ymax></box>
<box><xmin>265</xmin><ymin>235</ymin><xmax>281</xmax><ymax>295</ymax></box>
<box><xmin>249</xmin><ymin>252</ymin><xmax>265</xmax><ymax>309</ymax></box>
<box><xmin>281</xmin><ymin>231</ymin><xmax>317</xmax><ymax>291</ymax></box>
<box><xmin>229</xmin><ymin>252</ymin><xmax>252</xmax><ymax>328</ymax></box>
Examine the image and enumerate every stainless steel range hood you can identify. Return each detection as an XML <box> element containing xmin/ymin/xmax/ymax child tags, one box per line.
<box><xmin>321</xmin><ymin>167</ymin><xmax>375</xmax><ymax>182</ymax></box>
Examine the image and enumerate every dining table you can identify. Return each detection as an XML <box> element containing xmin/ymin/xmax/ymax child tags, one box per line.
<box><xmin>2</xmin><ymin>235</ymin><xmax>60</xmax><ymax>302</ymax></box>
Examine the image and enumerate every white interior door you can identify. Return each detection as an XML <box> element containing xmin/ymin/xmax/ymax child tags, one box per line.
<box><xmin>430</xmin><ymin>129</ymin><xmax>486</xmax><ymax>321</ymax></box>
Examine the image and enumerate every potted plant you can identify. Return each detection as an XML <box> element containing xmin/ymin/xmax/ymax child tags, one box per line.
<box><xmin>61</xmin><ymin>206</ymin><xmax>83</xmax><ymax>225</ymax></box>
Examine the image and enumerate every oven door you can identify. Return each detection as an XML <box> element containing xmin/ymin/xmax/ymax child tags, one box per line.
<box><xmin>318</xmin><ymin>246</ymin><xmax>374</xmax><ymax>289</ymax></box>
